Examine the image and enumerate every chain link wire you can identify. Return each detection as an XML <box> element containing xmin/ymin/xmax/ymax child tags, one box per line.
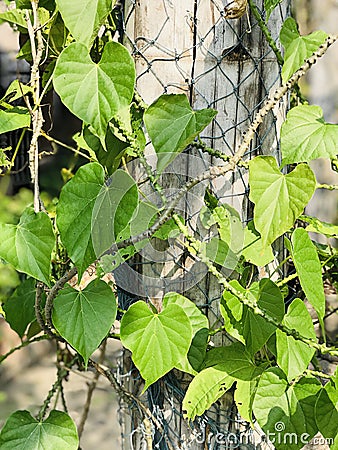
<box><xmin>109</xmin><ymin>1</ymin><xmax>292</xmax><ymax>449</ymax></box>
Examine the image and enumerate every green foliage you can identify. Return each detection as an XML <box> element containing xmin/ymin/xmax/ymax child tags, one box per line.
<box><xmin>280</xmin><ymin>18</ymin><xmax>328</xmax><ymax>82</ymax></box>
<box><xmin>264</xmin><ymin>0</ymin><xmax>282</xmax><ymax>21</ymax></box>
<box><xmin>0</xmin><ymin>207</ymin><xmax>54</xmax><ymax>285</ymax></box>
<box><xmin>281</xmin><ymin>105</ymin><xmax>338</xmax><ymax>165</ymax></box>
<box><xmin>276</xmin><ymin>298</ymin><xmax>316</xmax><ymax>381</ymax></box>
<box><xmin>253</xmin><ymin>369</ymin><xmax>322</xmax><ymax>450</ymax></box>
<box><xmin>53</xmin><ymin>41</ymin><xmax>135</xmax><ymax>139</ymax></box>
<box><xmin>2</xmin><ymin>278</ymin><xmax>38</xmax><ymax>338</ymax></box>
<box><xmin>0</xmin><ymin>1</ymin><xmax>338</xmax><ymax>446</ymax></box>
<box><xmin>55</xmin><ymin>0</ymin><xmax>114</xmax><ymax>49</ymax></box>
<box><xmin>291</xmin><ymin>228</ymin><xmax>325</xmax><ymax>321</ymax></box>
<box><xmin>0</xmin><ymin>410</ymin><xmax>79</xmax><ymax>449</ymax></box>
<box><xmin>56</xmin><ymin>162</ymin><xmax>105</xmax><ymax>278</ymax></box>
<box><xmin>144</xmin><ymin>94</ymin><xmax>217</xmax><ymax>172</ymax></box>
<box><xmin>249</xmin><ymin>156</ymin><xmax>316</xmax><ymax>246</ymax></box>
<box><xmin>120</xmin><ymin>300</ymin><xmax>193</xmax><ymax>390</ymax></box>
<box><xmin>52</xmin><ymin>279</ymin><xmax>117</xmax><ymax>365</ymax></box>
<box><xmin>0</xmin><ymin>107</ymin><xmax>30</xmax><ymax>134</ymax></box>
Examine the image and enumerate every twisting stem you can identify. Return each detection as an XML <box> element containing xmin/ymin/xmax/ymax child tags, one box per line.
<box><xmin>27</xmin><ymin>0</ymin><xmax>45</xmax><ymax>213</ymax></box>
<box><xmin>0</xmin><ymin>335</ymin><xmax>51</xmax><ymax>364</ymax></box>
<box><xmin>35</xmin><ymin>282</ymin><xmax>54</xmax><ymax>337</ymax></box>
<box><xmin>45</xmin><ymin>266</ymin><xmax>78</xmax><ymax>330</ymax></box>
<box><xmin>173</xmin><ymin>214</ymin><xmax>338</xmax><ymax>357</ymax></box>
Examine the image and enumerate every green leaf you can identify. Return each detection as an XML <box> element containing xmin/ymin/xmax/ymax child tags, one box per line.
<box><xmin>221</xmin><ymin>279</ymin><xmax>284</xmax><ymax>355</ymax></box>
<box><xmin>53</xmin><ymin>42</ymin><xmax>135</xmax><ymax>139</ymax></box>
<box><xmin>242</xmin><ymin>279</ymin><xmax>284</xmax><ymax>355</ymax></box>
<box><xmin>56</xmin><ymin>0</ymin><xmax>114</xmax><ymax>49</ymax></box>
<box><xmin>242</xmin><ymin>221</ymin><xmax>274</xmax><ymax>266</ymax></box>
<box><xmin>91</xmin><ymin>169</ymin><xmax>139</xmax><ymax>257</ymax></box>
<box><xmin>291</xmin><ymin>228</ymin><xmax>325</xmax><ymax>321</ymax></box>
<box><xmin>163</xmin><ymin>292</ymin><xmax>208</xmax><ymax>334</ymax></box>
<box><xmin>235</xmin><ymin>379</ymin><xmax>257</xmax><ymax>424</ymax></box>
<box><xmin>204</xmin><ymin>342</ymin><xmax>266</xmax><ymax>381</ymax></box>
<box><xmin>281</xmin><ymin>105</ymin><xmax>338</xmax><ymax>166</ymax></box>
<box><xmin>253</xmin><ymin>369</ymin><xmax>321</xmax><ymax>450</ymax></box>
<box><xmin>3</xmin><ymin>278</ymin><xmax>37</xmax><ymax>338</ymax></box>
<box><xmin>163</xmin><ymin>292</ymin><xmax>209</xmax><ymax>374</ymax></box>
<box><xmin>249</xmin><ymin>156</ymin><xmax>316</xmax><ymax>246</ymax></box>
<box><xmin>202</xmin><ymin>237</ymin><xmax>238</xmax><ymax>270</ymax></box>
<box><xmin>83</xmin><ymin>125</ymin><xmax>129</xmax><ymax>175</ymax></box>
<box><xmin>0</xmin><ymin>80</ymin><xmax>33</xmax><ymax>106</ymax></box>
<box><xmin>182</xmin><ymin>367</ymin><xmax>235</xmax><ymax>420</ymax></box>
<box><xmin>144</xmin><ymin>94</ymin><xmax>217</xmax><ymax>173</ymax></box>
<box><xmin>187</xmin><ymin>328</ymin><xmax>209</xmax><ymax>372</ymax></box>
<box><xmin>52</xmin><ymin>279</ymin><xmax>117</xmax><ymax>365</ymax></box>
<box><xmin>120</xmin><ymin>301</ymin><xmax>193</xmax><ymax>390</ymax></box>
<box><xmin>0</xmin><ymin>410</ymin><xmax>78</xmax><ymax>450</ymax></box>
<box><xmin>56</xmin><ymin>162</ymin><xmax>105</xmax><ymax>278</ymax></box>
<box><xmin>280</xmin><ymin>18</ymin><xmax>327</xmax><ymax>82</ymax></box>
<box><xmin>316</xmin><ymin>380</ymin><xmax>338</xmax><ymax>444</ymax></box>
<box><xmin>264</xmin><ymin>0</ymin><xmax>282</xmax><ymax>20</ymax></box>
<box><xmin>0</xmin><ymin>107</ymin><xmax>30</xmax><ymax>134</ymax></box>
<box><xmin>302</xmin><ymin>215</ymin><xmax>338</xmax><ymax>238</ymax></box>
<box><xmin>276</xmin><ymin>298</ymin><xmax>315</xmax><ymax>381</ymax></box>
<box><xmin>280</xmin><ymin>17</ymin><xmax>300</xmax><ymax>48</ymax></box>
<box><xmin>0</xmin><ymin>9</ymin><xmax>28</xmax><ymax>29</ymax></box>
<box><xmin>0</xmin><ymin>208</ymin><xmax>54</xmax><ymax>285</ymax></box>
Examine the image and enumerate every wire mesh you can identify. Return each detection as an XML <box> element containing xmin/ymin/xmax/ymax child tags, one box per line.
<box><xmin>110</xmin><ymin>1</ymin><xmax>291</xmax><ymax>449</ymax></box>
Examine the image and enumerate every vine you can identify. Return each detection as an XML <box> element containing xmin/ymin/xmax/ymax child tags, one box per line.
<box><xmin>0</xmin><ymin>1</ymin><xmax>337</xmax><ymax>449</ymax></box>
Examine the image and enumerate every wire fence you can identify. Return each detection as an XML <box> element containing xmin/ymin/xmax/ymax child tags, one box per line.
<box><xmin>0</xmin><ymin>1</ymin><xmax>292</xmax><ymax>448</ymax></box>
<box><xmin>112</xmin><ymin>1</ymin><xmax>291</xmax><ymax>449</ymax></box>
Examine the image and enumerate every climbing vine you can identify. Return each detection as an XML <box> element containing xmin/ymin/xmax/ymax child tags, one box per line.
<box><xmin>0</xmin><ymin>1</ymin><xmax>337</xmax><ymax>449</ymax></box>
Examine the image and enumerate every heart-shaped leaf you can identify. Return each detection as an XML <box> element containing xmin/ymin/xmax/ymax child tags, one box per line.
<box><xmin>91</xmin><ymin>169</ymin><xmax>139</xmax><ymax>258</ymax></box>
<box><xmin>53</xmin><ymin>41</ymin><xmax>135</xmax><ymax>139</ymax></box>
<box><xmin>183</xmin><ymin>367</ymin><xmax>235</xmax><ymax>420</ymax></box>
<box><xmin>0</xmin><ymin>410</ymin><xmax>78</xmax><ymax>450</ymax></box>
<box><xmin>0</xmin><ymin>207</ymin><xmax>54</xmax><ymax>285</ymax></box>
<box><xmin>315</xmin><ymin>380</ymin><xmax>338</xmax><ymax>444</ymax></box>
<box><xmin>242</xmin><ymin>221</ymin><xmax>274</xmax><ymax>267</ymax></box>
<box><xmin>52</xmin><ymin>279</ymin><xmax>117</xmax><ymax>365</ymax></box>
<box><xmin>0</xmin><ymin>107</ymin><xmax>30</xmax><ymax>134</ymax></box>
<box><xmin>280</xmin><ymin>18</ymin><xmax>327</xmax><ymax>82</ymax></box>
<box><xmin>203</xmin><ymin>342</ymin><xmax>266</xmax><ymax>381</ymax></box>
<box><xmin>163</xmin><ymin>292</ymin><xmax>209</xmax><ymax>374</ymax></box>
<box><xmin>249</xmin><ymin>156</ymin><xmax>316</xmax><ymax>246</ymax></box>
<box><xmin>281</xmin><ymin>105</ymin><xmax>338</xmax><ymax>166</ymax></box>
<box><xmin>163</xmin><ymin>292</ymin><xmax>208</xmax><ymax>334</ymax></box>
<box><xmin>3</xmin><ymin>278</ymin><xmax>37</xmax><ymax>338</ymax></box>
<box><xmin>144</xmin><ymin>94</ymin><xmax>217</xmax><ymax>173</ymax></box>
<box><xmin>291</xmin><ymin>228</ymin><xmax>325</xmax><ymax>321</ymax></box>
<box><xmin>276</xmin><ymin>298</ymin><xmax>316</xmax><ymax>382</ymax></box>
<box><xmin>253</xmin><ymin>369</ymin><xmax>321</xmax><ymax>450</ymax></box>
<box><xmin>56</xmin><ymin>0</ymin><xmax>114</xmax><ymax>49</ymax></box>
<box><xmin>56</xmin><ymin>162</ymin><xmax>105</xmax><ymax>278</ymax></box>
<box><xmin>120</xmin><ymin>301</ymin><xmax>193</xmax><ymax>390</ymax></box>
